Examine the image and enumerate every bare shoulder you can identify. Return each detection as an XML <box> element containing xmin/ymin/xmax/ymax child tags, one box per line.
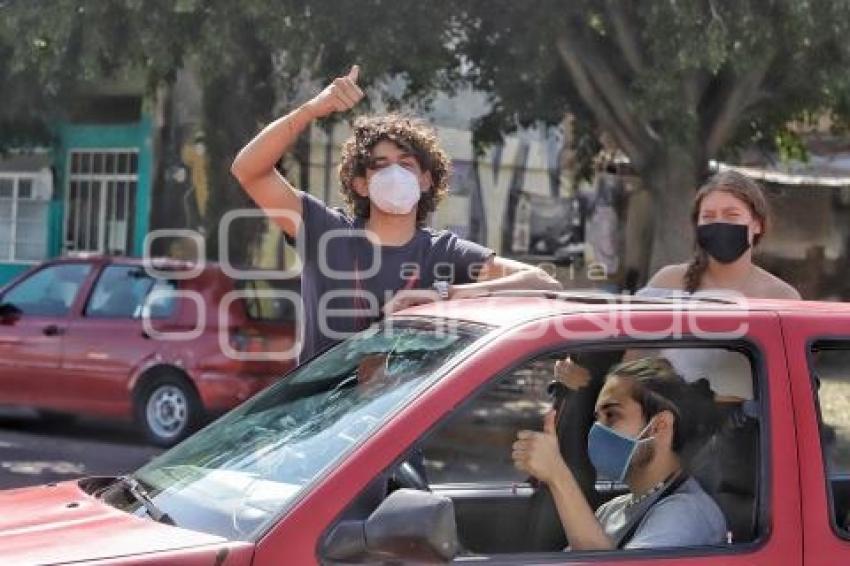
<box><xmin>755</xmin><ymin>267</ymin><xmax>802</xmax><ymax>300</ymax></box>
<box><xmin>646</xmin><ymin>263</ymin><xmax>688</xmax><ymax>289</ymax></box>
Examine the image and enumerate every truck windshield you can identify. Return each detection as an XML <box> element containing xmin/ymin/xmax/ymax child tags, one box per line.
<box><xmin>111</xmin><ymin>320</ymin><xmax>484</xmax><ymax>541</ymax></box>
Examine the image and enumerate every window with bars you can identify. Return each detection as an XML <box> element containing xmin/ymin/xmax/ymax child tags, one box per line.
<box><xmin>65</xmin><ymin>149</ymin><xmax>138</xmax><ymax>255</ymax></box>
<box><xmin>0</xmin><ymin>174</ymin><xmax>49</xmax><ymax>262</ymax></box>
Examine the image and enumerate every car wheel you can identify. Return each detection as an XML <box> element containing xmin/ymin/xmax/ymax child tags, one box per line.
<box><xmin>134</xmin><ymin>372</ymin><xmax>203</xmax><ymax>447</ymax></box>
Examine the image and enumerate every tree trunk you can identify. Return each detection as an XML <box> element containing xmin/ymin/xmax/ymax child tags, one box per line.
<box><xmin>501</xmin><ymin>141</ymin><xmax>530</xmax><ymax>254</ymax></box>
<box><xmin>201</xmin><ymin>74</ymin><xmax>265</xmax><ymax>266</ymax></box>
<box><xmin>199</xmin><ymin>29</ymin><xmax>275</xmax><ymax>267</ymax></box>
<box><xmin>640</xmin><ymin>149</ymin><xmax>702</xmax><ymax>280</ymax></box>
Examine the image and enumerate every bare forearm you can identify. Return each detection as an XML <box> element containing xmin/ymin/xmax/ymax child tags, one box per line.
<box><xmin>548</xmin><ymin>465</ymin><xmax>614</xmax><ymax>551</ymax></box>
<box><xmin>451</xmin><ymin>268</ymin><xmax>562</xmax><ymax>298</ymax></box>
<box><xmin>229</xmin><ymin>66</ymin><xmax>362</xmax><ymax>237</ymax></box>
<box><xmin>231</xmin><ymin>104</ymin><xmax>316</xmax><ymax>183</ymax></box>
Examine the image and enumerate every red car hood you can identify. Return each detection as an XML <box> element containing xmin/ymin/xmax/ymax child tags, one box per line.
<box><xmin>0</xmin><ymin>479</ymin><xmax>236</xmax><ymax>564</ymax></box>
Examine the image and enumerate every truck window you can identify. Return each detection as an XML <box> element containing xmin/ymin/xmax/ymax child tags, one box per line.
<box><xmin>809</xmin><ymin>341</ymin><xmax>850</xmax><ymax>533</ymax></box>
<box><xmin>331</xmin><ymin>344</ymin><xmax>764</xmax><ymax>559</ymax></box>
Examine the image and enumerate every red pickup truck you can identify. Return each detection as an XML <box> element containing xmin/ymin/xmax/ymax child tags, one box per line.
<box><xmin>0</xmin><ymin>292</ymin><xmax>848</xmax><ymax>565</ymax></box>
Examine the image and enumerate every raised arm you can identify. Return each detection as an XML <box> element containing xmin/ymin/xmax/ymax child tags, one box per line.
<box><xmin>230</xmin><ymin>65</ymin><xmax>364</xmax><ymax>237</ymax></box>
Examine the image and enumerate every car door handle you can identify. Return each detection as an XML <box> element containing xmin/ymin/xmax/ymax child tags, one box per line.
<box><xmin>43</xmin><ymin>325</ymin><xmax>65</xmax><ymax>337</ymax></box>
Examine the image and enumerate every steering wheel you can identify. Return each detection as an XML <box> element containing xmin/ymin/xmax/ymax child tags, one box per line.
<box><xmin>391</xmin><ymin>460</ymin><xmax>430</xmax><ymax>492</ymax></box>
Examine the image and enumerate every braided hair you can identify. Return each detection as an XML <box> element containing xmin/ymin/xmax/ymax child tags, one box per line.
<box><xmin>683</xmin><ymin>171</ymin><xmax>770</xmax><ymax>293</ymax></box>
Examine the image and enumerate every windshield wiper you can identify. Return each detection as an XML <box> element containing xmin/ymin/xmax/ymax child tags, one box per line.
<box><xmin>114</xmin><ymin>475</ymin><xmax>175</xmax><ymax>525</ymax></box>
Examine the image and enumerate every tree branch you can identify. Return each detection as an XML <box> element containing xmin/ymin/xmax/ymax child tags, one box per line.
<box><xmin>559</xmin><ymin>21</ymin><xmax>657</xmax><ymax>147</ymax></box>
<box><xmin>555</xmin><ymin>29</ymin><xmax>655</xmax><ymax>168</ymax></box>
<box><xmin>705</xmin><ymin>53</ymin><xmax>775</xmax><ymax>155</ymax></box>
<box><xmin>683</xmin><ymin>69</ymin><xmax>710</xmax><ymax>117</ymax></box>
<box><xmin>604</xmin><ymin>0</ymin><xmax>646</xmax><ymax>74</ymax></box>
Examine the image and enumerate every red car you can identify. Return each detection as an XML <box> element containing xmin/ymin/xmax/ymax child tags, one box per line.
<box><xmin>1</xmin><ymin>292</ymin><xmax>849</xmax><ymax>565</ymax></box>
<box><xmin>0</xmin><ymin>255</ymin><xmax>298</xmax><ymax>446</ymax></box>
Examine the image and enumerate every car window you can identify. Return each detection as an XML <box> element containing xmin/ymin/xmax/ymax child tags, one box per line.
<box><xmin>809</xmin><ymin>341</ymin><xmax>850</xmax><ymax>534</ymax></box>
<box><xmin>141</xmin><ymin>278</ymin><xmax>179</xmax><ymax>319</ymax></box>
<box><xmin>84</xmin><ymin>265</ymin><xmax>176</xmax><ymax>319</ymax></box>
<box><xmin>420</xmin><ymin>357</ymin><xmax>553</xmax><ymax>484</ymax></box>
<box><xmin>339</xmin><ymin>344</ymin><xmax>762</xmax><ymax>559</ymax></box>
<box><xmin>114</xmin><ymin>321</ymin><xmax>483</xmax><ymax>542</ymax></box>
<box><xmin>2</xmin><ymin>263</ymin><xmax>91</xmax><ymax>316</ymax></box>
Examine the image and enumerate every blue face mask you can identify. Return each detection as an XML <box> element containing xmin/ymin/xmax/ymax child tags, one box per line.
<box><xmin>587</xmin><ymin>420</ymin><xmax>655</xmax><ymax>482</ymax></box>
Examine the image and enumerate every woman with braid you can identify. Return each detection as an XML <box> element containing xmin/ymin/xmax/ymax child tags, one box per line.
<box><xmin>644</xmin><ymin>170</ymin><xmax>799</xmax><ymax>300</ymax></box>
<box><xmin>557</xmin><ymin>170</ymin><xmax>800</xmax><ymax>396</ymax></box>
<box><xmin>636</xmin><ymin>170</ymin><xmax>799</xmax><ymax>400</ymax></box>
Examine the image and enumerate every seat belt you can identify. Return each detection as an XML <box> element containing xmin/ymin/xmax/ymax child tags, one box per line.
<box><xmin>614</xmin><ymin>473</ymin><xmax>690</xmax><ymax>549</ymax></box>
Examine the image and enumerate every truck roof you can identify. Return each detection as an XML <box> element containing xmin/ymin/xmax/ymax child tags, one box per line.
<box><xmin>396</xmin><ymin>290</ymin><xmax>850</xmax><ymax>328</ymax></box>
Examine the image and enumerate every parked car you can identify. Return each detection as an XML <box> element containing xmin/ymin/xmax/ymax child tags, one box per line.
<box><xmin>0</xmin><ymin>254</ymin><xmax>298</xmax><ymax>446</ymax></box>
<box><xmin>1</xmin><ymin>291</ymin><xmax>849</xmax><ymax>565</ymax></box>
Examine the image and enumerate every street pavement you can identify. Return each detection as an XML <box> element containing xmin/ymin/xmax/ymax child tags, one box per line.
<box><xmin>0</xmin><ymin>408</ymin><xmax>162</xmax><ymax>490</ymax></box>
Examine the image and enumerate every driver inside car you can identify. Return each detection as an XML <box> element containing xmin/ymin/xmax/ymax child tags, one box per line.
<box><xmin>512</xmin><ymin>357</ymin><xmax>727</xmax><ymax>550</ymax></box>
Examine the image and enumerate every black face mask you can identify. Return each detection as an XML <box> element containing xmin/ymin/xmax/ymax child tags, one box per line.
<box><xmin>696</xmin><ymin>222</ymin><xmax>751</xmax><ymax>264</ymax></box>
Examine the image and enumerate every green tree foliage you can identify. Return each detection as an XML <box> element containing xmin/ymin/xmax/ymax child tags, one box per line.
<box><xmin>3</xmin><ymin>1</ymin><xmax>850</xmax><ymax>270</ymax></box>
<box><xmin>0</xmin><ymin>0</ymin><xmax>459</xmax><ymax>263</ymax></box>
<box><xmin>0</xmin><ymin>0</ymin><xmax>191</xmax><ymax>147</ymax></box>
<box><xmin>451</xmin><ymin>0</ymin><xmax>850</xmax><ymax>269</ymax></box>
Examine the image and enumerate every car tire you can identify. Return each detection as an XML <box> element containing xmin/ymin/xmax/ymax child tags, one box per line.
<box><xmin>134</xmin><ymin>371</ymin><xmax>204</xmax><ymax>448</ymax></box>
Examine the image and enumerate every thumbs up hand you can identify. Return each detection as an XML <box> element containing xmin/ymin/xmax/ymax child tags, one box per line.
<box><xmin>306</xmin><ymin>65</ymin><xmax>364</xmax><ymax>119</ymax></box>
<box><xmin>512</xmin><ymin>410</ymin><xmax>567</xmax><ymax>484</ymax></box>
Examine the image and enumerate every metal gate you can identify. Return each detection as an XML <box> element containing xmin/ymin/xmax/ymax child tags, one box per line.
<box><xmin>64</xmin><ymin>149</ymin><xmax>138</xmax><ymax>255</ymax></box>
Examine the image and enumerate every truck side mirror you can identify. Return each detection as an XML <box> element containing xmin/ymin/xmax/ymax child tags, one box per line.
<box><xmin>321</xmin><ymin>489</ymin><xmax>460</xmax><ymax>563</ymax></box>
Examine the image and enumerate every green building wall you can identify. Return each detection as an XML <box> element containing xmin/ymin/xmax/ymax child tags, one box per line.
<box><xmin>0</xmin><ymin>116</ymin><xmax>152</xmax><ymax>288</ymax></box>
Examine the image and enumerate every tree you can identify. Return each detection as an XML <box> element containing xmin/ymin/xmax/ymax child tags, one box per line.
<box><xmin>0</xmin><ymin>0</ymin><xmax>458</xmax><ymax>264</ymax></box>
<box><xmin>451</xmin><ymin>0</ymin><xmax>850</xmax><ymax>273</ymax></box>
<box><xmin>5</xmin><ymin>1</ymin><xmax>850</xmax><ymax>273</ymax></box>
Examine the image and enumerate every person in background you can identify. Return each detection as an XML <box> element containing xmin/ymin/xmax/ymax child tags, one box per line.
<box><xmin>644</xmin><ymin>169</ymin><xmax>800</xmax><ymax>300</ymax></box>
<box><xmin>559</xmin><ymin>170</ymin><xmax>802</xmax><ymax>390</ymax></box>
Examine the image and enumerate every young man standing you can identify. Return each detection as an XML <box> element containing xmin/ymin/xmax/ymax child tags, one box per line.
<box><xmin>232</xmin><ymin>65</ymin><xmax>561</xmax><ymax>361</ymax></box>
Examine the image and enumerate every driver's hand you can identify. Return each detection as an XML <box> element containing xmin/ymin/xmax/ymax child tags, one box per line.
<box><xmin>305</xmin><ymin>65</ymin><xmax>364</xmax><ymax>119</ymax></box>
<box><xmin>554</xmin><ymin>357</ymin><xmax>591</xmax><ymax>390</ymax></box>
<box><xmin>512</xmin><ymin>411</ymin><xmax>567</xmax><ymax>485</ymax></box>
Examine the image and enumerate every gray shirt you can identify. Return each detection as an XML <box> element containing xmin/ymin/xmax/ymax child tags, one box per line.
<box><xmin>595</xmin><ymin>477</ymin><xmax>727</xmax><ymax>549</ymax></box>
<box><xmin>296</xmin><ymin>193</ymin><xmax>494</xmax><ymax>361</ymax></box>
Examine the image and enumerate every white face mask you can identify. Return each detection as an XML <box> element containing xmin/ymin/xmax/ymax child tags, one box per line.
<box><xmin>367</xmin><ymin>164</ymin><xmax>422</xmax><ymax>215</ymax></box>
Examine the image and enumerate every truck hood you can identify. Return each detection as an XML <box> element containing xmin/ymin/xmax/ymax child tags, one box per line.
<box><xmin>0</xmin><ymin>479</ymin><xmax>239</xmax><ymax>564</ymax></box>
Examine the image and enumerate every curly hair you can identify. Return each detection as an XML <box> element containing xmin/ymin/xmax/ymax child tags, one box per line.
<box><xmin>337</xmin><ymin>114</ymin><xmax>452</xmax><ymax>227</ymax></box>
<box><xmin>684</xmin><ymin>171</ymin><xmax>770</xmax><ymax>293</ymax></box>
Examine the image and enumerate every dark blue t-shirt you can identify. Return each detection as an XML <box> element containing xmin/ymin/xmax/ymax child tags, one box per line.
<box><xmin>296</xmin><ymin>193</ymin><xmax>493</xmax><ymax>361</ymax></box>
